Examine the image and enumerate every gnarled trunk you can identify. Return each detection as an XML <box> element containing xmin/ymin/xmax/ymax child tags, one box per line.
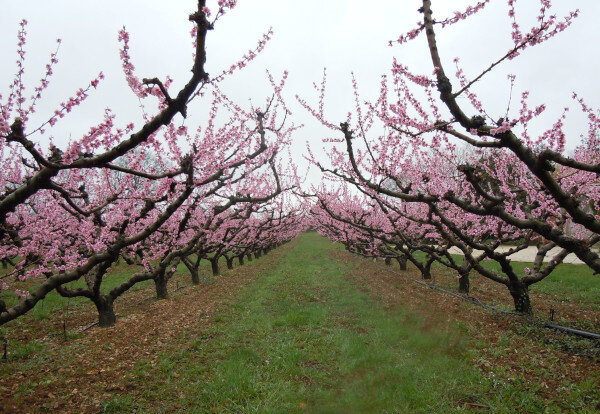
<box><xmin>509</xmin><ymin>282</ymin><xmax>533</xmax><ymax>315</ymax></box>
<box><xmin>247</xmin><ymin>253</ymin><xmax>253</xmax><ymax>262</ymax></box>
<box><xmin>94</xmin><ymin>297</ymin><xmax>116</xmax><ymax>327</ymax></box>
<box><xmin>421</xmin><ymin>266</ymin><xmax>432</xmax><ymax>280</ymax></box>
<box><xmin>210</xmin><ymin>258</ymin><xmax>220</xmax><ymax>276</ymax></box>
<box><xmin>420</xmin><ymin>259</ymin><xmax>433</xmax><ymax>280</ymax></box>
<box><xmin>154</xmin><ymin>273</ymin><xmax>169</xmax><ymax>300</ymax></box>
<box><xmin>226</xmin><ymin>256</ymin><xmax>234</xmax><ymax>270</ymax></box>
<box><xmin>458</xmin><ymin>271</ymin><xmax>470</xmax><ymax>294</ymax></box>
<box><xmin>238</xmin><ymin>255</ymin><xmax>245</xmax><ymax>266</ymax></box>
<box><xmin>189</xmin><ymin>267</ymin><xmax>200</xmax><ymax>285</ymax></box>
<box><xmin>397</xmin><ymin>256</ymin><xmax>407</xmax><ymax>270</ymax></box>
<box><xmin>183</xmin><ymin>258</ymin><xmax>200</xmax><ymax>285</ymax></box>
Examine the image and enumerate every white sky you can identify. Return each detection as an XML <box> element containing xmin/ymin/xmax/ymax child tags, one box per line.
<box><xmin>2</xmin><ymin>0</ymin><xmax>599</xmax><ymax>186</ymax></box>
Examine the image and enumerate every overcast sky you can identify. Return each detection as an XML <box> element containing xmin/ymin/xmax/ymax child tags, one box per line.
<box><xmin>2</xmin><ymin>0</ymin><xmax>599</xmax><ymax>186</ymax></box>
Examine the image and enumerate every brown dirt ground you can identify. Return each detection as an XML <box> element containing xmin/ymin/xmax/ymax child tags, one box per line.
<box><xmin>0</xmin><ymin>261</ymin><xmax>188</xmax><ymax>346</ymax></box>
<box><xmin>1</xmin><ymin>239</ymin><xmax>599</xmax><ymax>412</ymax></box>
<box><xmin>0</xmin><ymin>243</ymin><xmax>291</xmax><ymax>414</ymax></box>
<box><xmin>332</xmin><ymin>248</ymin><xmax>600</xmax><ymax>406</ymax></box>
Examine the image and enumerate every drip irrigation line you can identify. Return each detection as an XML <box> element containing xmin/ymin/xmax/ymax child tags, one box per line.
<box><xmin>79</xmin><ymin>321</ymin><xmax>98</xmax><ymax>333</ymax></box>
<box><xmin>544</xmin><ymin>324</ymin><xmax>600</xmax><ymax>340</ymax></box>
<box><xmin>363</xmin><ymin>258</ymin><xmax>600</xmax><ymax>341</ymax></box>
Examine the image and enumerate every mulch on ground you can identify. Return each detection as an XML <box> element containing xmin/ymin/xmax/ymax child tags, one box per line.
<box><xmin>0</xmin><ymin>243</ymin><xmax>293</xmax><ymax>414</ymax></box>
<box><xmin>2</xmin><ymin>239</ymin><xmax>599</xmax><ymax>412</ymax></box>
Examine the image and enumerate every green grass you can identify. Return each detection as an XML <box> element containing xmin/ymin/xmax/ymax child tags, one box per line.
<box><xmin>102</xmin><ymin>396</ymin><xmax>137</xmax><ymax>413</ymax></box>
<box><xmin>10</xmin><ymin>340</ymin><xmax>46</xmax><ymax>359</ymax></box>
<box><xmin>110</xmin><ymin>233</ymin><xmax>575</xmax><ymax>413</ymax></box>
<box><xmin>1</xmin><ymin>234</ymin><xmax>598</xmax><ymax>412</ymax></box>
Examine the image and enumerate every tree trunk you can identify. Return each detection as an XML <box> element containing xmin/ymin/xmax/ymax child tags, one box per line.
<box><xmin>238</xmin><ymin>255</ymin><xmax>245</xmax><ymax>266</ymax></box>
<box><xmin>94</xmin><ymin>298</ymin><xmax>116</xmax><ymax>327</ymax></box>
<box><xmin>421</xmin><ymin>267</ymin><xmax>432</xmax><ymax>280</ymax></box>
<box><xmin>421</xmin><ymin>257</ymin><xmax>434</xmax><ymax>280</ymax></box>
<box><xmin>226</xmin><ymin>257</ymin><xmax>234</xmax><ymax>270</ymax></box>
<box><xmin>397</xmin><ymin>256</ymin><xmax>407</xmax><ymax>270</ymax></box>
<box><xmin>254</xmin><ymin>251</ymin><xmax>261</xmax><ymax>259</ymax></box>
<box><xmin>183</xmin><ymin>258</ymin><xmax>200</xmax><ymax>285</ymax></box>
<box><xmin>384</xmin><ymin>257</ymin><xmax>392</xmax><ymax>266</ymax></box>
<box><xmin>509</xmin><ymin>282</ymin><xmax>533</xmax><ymax>315</ymax></box>
<box><xmin>210</xmin><ymin>259</ymin><xmax>220</xmax><ymax>276</ymax></box>
<box><xmin>154</xmin><ymin>275</ymin><xmax>169</xmax><ymax>300</ymax></box>
<box><xmin>189</xmin><ymin>267</ymin><xmax>200</xmax><ymax>285</ymax></box>
<box><xmin>458</xmin><ymin>271</ymin><xmax>470</xmax><ymax>294</ymax></box>
<box><xmin>247</xmin><ymin>254</ymin><xmax>253</xmax><ymax>262</ymax></box>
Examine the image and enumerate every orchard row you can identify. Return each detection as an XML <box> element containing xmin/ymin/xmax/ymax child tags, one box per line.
<box><xmin>0</xmin><ymin>1</ymin><xmax>305</xmax><ymax>327</ymax></box>
<box><xmin>2</xmin><ymin>1</ymin><xmax>598</xmax><ymax>327</ymax></box>
<box><xmin>306</xmin><ymin>0</ymin><xmax>598</xmax><ymax>315</ymax></box>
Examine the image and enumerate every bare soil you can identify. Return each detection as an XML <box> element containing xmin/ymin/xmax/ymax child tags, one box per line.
<box><xmin>1</xmin><ymin>240</ymin><xmax>599</xmax><ymax>412</ymax></box>
<box><xmin>0</xmin><ymin>245</ymin><xmax>289</xmax><ymax>413</ymax></box>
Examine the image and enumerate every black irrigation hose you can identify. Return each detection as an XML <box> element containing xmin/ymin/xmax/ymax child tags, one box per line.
<box><xmin>543</xmin><ymin>324</ymin><xmax>600</xmax><ymax>340</ymax></box>
<box><xmin>363</xmin><ymin>258</ymin><xmax>600</xmax><ymax>341</ymax></box>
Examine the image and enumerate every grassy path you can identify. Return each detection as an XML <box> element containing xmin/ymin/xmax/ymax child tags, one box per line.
<box><xmin>114</xmin><ymin>233</ymin><xmax>491</xmax><ymax>413</ymax></box>
<box><xmin>3</xmin><ymin>233</ymin><xmax>598</xmax><ymax>412</ymax></box>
